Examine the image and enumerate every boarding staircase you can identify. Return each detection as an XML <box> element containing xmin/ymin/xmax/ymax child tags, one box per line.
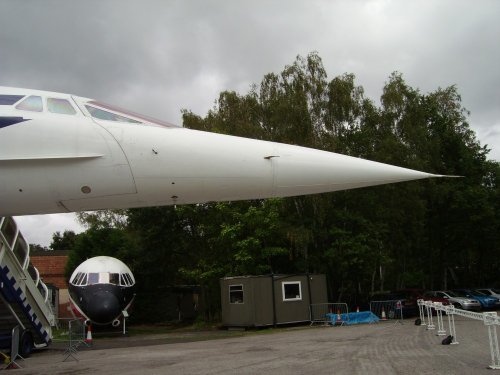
<box><xmin>0</xmin><ymin>216</ymin><xmax>55</xmax><ymax>349</ymax></box>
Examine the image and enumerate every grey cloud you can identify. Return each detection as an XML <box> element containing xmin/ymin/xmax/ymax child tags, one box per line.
<box><xmin>2</xmin><ymin>0</ymin><xmax>499</xmax><ymax>244</ymax></box>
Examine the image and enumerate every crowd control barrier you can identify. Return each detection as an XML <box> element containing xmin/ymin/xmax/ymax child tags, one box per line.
<box><xmin>53</xmin><ymin>318</ymin><xmax>90</xmax><ymax>362</ymax></box>
<box><xmin>370</xmin><ymin>300</ymin><xmax>404</xmax><ymax>322</ymax></box>
<box><xmin>310</xmin><ymin>303</ymin><xmax>349</xmax><ymax>325</ymax></box>
<box><xmin>417</xmin><ymin>299</ymin><xmax>500</xmax><ymax>370</ymax></box>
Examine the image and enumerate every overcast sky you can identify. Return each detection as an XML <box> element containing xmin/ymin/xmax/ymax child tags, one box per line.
<box><xmin>1</xmin><ymin>0</ymin><xmax>499</xmax><ymax>246</ymax></box>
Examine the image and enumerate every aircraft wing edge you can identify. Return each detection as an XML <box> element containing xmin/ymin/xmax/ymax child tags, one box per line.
<box><xmin>0</xmin><ymin>154</ymin><xmax>104</xmax><ymax>161</ymax></box>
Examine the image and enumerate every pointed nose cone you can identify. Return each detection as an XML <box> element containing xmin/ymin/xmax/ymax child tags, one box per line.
<box><xmin>272</xmin><ymin>143</ymin><xmax>436</xmax><ymax>197</ymax></box>
<box><xmin>110</xmin><ymin>127</ymin><xmax>443</xmax><ymax>209</ymax></box>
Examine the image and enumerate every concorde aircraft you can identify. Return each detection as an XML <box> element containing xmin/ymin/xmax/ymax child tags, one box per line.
<box><xmin>69</xmin><ymin>256</ymin><xmax>135</xmax><ymax>325</ymax></box>
<box><xmin>0</xmin><ymin>86</ymin><xmax>445</xmax><ymax>217</ymax></box>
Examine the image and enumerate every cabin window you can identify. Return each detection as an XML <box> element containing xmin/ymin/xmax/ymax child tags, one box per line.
<box><xmin>282</xmin><ymin>281</ymin><xmax>302</xmax><ymax>301</ymax></box>
<box><xmin>47</xmin><ymin>98</ymin><xmax>77</xmax><ymax>115</ymax></box>
<box><xmin>229</xmin><ymin>285</ymin><xmax>244</xmax><ymax>304</ymax></box>
<box><xmin>109</xmin><ymin>273</ymin><xmax>119</xmax><ymax>285</ymax></box>
<box><xmin>85</xmin><ymin>105</ymin><xmax>141</xmax><ymax>123</ymax></box>
<box><xmin>0</xmin><ymin>94</ymin><xmax>24</xmax><ymax>105</ymax></box>
<box><xmin>15</xmin><ymin>95</ymin><xmax>43</xmax><ymax>112</ymax></box>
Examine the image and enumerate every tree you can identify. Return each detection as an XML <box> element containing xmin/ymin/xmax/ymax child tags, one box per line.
<box><xmin>50</xmin><ymin>230</ymin><xmax>78</xmax><ymax>251</ymax></box>
<box><xmin>67</xmin><ymin>52</ymin><xmax>499</xmax><ymax>322</ymax></box>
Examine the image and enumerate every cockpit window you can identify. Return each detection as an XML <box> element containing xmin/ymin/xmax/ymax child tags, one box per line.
<box><xmin>119</xmin><ymin>273</ymin><xmax>134</xmax><ymax>286</ymax></box>
<box><xmin>88</xmin><ymin>272</ymin><xmax>99</xmax><ymax>285</ymax></box>
<box><xmin>16</xmin><ymin>95</ymin><xmax>43</xmax><ymax>112</ymax></box>
<box><xmin>71</xmin><ymin>272</ymin><xmax>87</xmax><ymax>285</ymax></box>
<box><xmin>109</xmin><ymin>273</ymin><xmax>120</xmax><ymax>285</ymax></box>
<box><xmin>47</xmin><ymin>98</ymin><xmax>77</xmax><ymax>115</ymax></box>
<box><xmin>85</xmin><ymin>105</ymin><xmax>141</xmax><ymax>123</ymax></box>
<box><xmin>87</xmin><ymin>100</ymin><xmax>177</xmax><ymax>127</ymax></box>
<box><xmin>125</xmin><ymin>273</ymin><xmax>134</xmax><ymax>285</ymax></box>
<box><xmin>0</xmin><ymin>95</ymin><xmax>24</xmax><ymax>105</ymax></box>
<box><xmin>72</xmin><ymin>271</ymin><xmax>133</xmax><ymax>286</ymax></box>
<box><xmin>120</xmin><ymin>274</ymin><xmax>127</xmax><ymax>286</ymax></box>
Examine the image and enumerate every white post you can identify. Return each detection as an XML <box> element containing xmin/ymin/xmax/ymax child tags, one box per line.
<box><xmin>446</xmin><ymin>305</ymin><xmax>458</xmax><ymax>345</ymax></box>
<box><xmin>435</xmin><ymin>302</ymin><xmax>446</xmax><ymax>336</ymax></box>
<box><xmin>426</xmin><ymin>302</ymin><xmax>435</xmax><ymax>330</ymax></box>
<box><xmin>122</xmin><ymin>310</ymin><xmax>129</xmax><ymax>336</ymax></box>
<box><xmin>483</xmin><ymin>312</ymin><xmax>500</xmax><ymax>369</ymax></box>
<box><xmin>417</xmin><ymin>299</ymin><xmax>426</xmax><ymax>326</ymax></box>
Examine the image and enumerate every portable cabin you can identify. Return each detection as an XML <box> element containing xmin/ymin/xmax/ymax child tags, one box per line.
<box><xmin>220</xmin><ymin>274</ymin><xmax>327</xmax><ymax>327</ymax></box>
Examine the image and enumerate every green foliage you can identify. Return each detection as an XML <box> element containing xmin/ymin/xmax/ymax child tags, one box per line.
<box><xmin>69</xmin><ymin>52</ymin><xmax>498</xmax><ymax>322</ymax></box>
<box><xmin>50</xmin><ymin>230</ymin><xmax>78</xmax><ymax>251</ymax></box>
<box><xmin>64</xmin><ymin>225</ymin><xmax>137</xmax><ymax>279</ymax></box>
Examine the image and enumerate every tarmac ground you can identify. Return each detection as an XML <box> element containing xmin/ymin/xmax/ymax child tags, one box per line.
<box><xmin>5</xmin><ymin>317</ymin><xmax>498</xmax><ymax>374</ymax></box>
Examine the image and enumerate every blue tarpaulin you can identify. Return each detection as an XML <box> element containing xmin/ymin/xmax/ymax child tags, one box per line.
<box><xmin>326</xmin><ymin>311</ymin><xmax>380</xmax><ymax>325</ymax></box>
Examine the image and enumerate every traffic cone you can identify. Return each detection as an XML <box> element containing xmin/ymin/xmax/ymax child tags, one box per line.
<box><xmin>85</xmin><ymin>324</ymin><xmax>93</xmax><ymax>345</ymax></box>
<box><xmin>381</xmin><ymin>307</ymin><xmax>387</xmax><ymax>320</ymax></box>
<box><xmin>335</xmin><ymin>309</ymin><xmax>342</xmax><ymax>325</ymax></box>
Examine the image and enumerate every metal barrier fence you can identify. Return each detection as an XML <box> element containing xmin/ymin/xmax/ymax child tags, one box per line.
<box><xmin>53</xmin><ymin>318</ymin><xmax>90</xmax><ymax>361</ymax></box>
<box><xmin>417</xmin><ymin>299</ymin><xmax>500</xmax><ymax>370</ymax></box>
<box><xmin>310</xmin><ymin>303</ymin><xmax>349</xmax><ymax>325</ymax></box>
<box><xmin>370</xmin><ymin>300</ymin><xmax>404</xmax><ymax>322</ymax></box>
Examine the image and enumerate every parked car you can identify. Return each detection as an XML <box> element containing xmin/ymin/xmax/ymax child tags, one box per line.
<box><xmin>426</xmin><ymin>290</ymin><xmax>481</xmax><ymax>311</ymax></box>
<box><xmin>422</xmin><ymin>291</ymin><xmax>451</xmax><ymax>306</ymax></box>
<box><xmin>452</xmin><ymin>289</ymin><xmax>500</xmax><ymax>310</ymax></box>
<box><xmin>475</xmin><ymin>288</ymin><xmax>500</xmax><ymax>300</ymax></box>
<box><xmin>370</xmin><ymin>289</ymin><xmax>421</xmax><ymax>317</ymax></box>
<box><xmin>391</xmin><ymin>289</ymin><xmax>424</xmax><ymax>317</ymax></box>
<box><xmin>418</xmin><ymin>291</ymin><xmax>451</xmax><ymax>315</ymax></box>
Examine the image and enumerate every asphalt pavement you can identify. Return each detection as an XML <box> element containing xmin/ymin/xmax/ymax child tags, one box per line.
<box><xmin>7</xmin><ymin>317</ymin><xmax>497</xmax><ymax>374</ymax></box>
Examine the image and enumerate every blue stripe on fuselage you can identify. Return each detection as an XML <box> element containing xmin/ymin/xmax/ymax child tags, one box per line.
<box><xmin>0</xmin><ymin>116</ymin><xmax>30</xmax><ymax>129</ymax></box>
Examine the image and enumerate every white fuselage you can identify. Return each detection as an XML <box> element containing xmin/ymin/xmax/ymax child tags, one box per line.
<box><xmin>0</xmin><ymin>86</ymin><xmax>439</xmax><ymax>216</ymax></box>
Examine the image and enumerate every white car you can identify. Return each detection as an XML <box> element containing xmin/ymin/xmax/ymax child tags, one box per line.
<box><xmin>475</xmin><ymin>288</ymin><xmax>500</xmax><ymax>300</ymax></box>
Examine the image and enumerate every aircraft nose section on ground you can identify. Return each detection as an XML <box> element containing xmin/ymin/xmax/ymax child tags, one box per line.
<box><xmin>86</xmin><ymin>290</ymin><xmax>121</xmax><ymax>324</ymax></box>
<box><xmin>271</xmin><ymin>143</ymin><xmax>436</xmax><ymax>197</ymax></box>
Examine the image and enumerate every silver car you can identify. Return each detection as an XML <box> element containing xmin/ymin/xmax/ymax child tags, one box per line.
<box><xmin>431</xmin><ymin>290</ymin><xmax>481</xmax><ymax>311</ymax></box>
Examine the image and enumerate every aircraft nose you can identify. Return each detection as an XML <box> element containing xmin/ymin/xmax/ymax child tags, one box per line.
<box><xmin>86</xmin><ymin>290</ymin><xmax>121</xmax><ymax>324</ymax></box>
<box><xmin>272</xmin><ymin>143</ymin><xmax>435</xmax><ymax>196</ymax></box>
